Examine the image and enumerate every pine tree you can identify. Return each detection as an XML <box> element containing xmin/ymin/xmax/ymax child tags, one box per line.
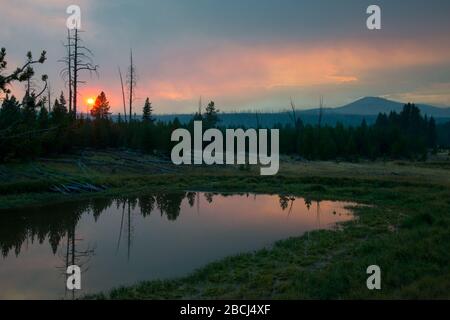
<box><xmin>142</xmin><ymin>97</ymin><xmax>154</xmax><ymax>123</ymax></box>
<box><xmin>22</xmin><ymin>94</ymin><xmax>37</xmax><ymax>125</ymax></box>
<box><xmin>0</xmin><ymin>95</ymin><xmax>21</xmax><ymax>129</ymax></box>
<box><xmin>90</xmin><ymin>91</ymin><xmax>110</xmax><ymax>120</ymax></box>
<box><xmin>204</xmin><ymin>101</ymin><xmax>219</xmax><ymax>128</ymax></box>
<box><xmin>38</xmin><ymin>106</ymin><xmax>49</xmax><ymax>128</ymax></box>
<box><xmin>51</xmin><ymin>98</ymin><xmax>67</xmax><ymax>124</ymax></box>
<box><xmin>0</xmin><ymin>48</ymin><xmax>46</xmax><ymax>94</ymax></box>
<box><xmin>59</xmin><ymin>91</ymin><xmax>67</xmax><ymax>109</ymax></box>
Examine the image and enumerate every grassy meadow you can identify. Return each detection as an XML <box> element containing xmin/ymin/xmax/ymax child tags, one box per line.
<box><xmin>1</xmin><ymin>150</ymin><xmax>449</xmax><ymax>299</ymax></box>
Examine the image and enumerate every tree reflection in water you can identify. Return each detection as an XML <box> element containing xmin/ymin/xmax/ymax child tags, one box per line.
<box><xmin>0</xmin><ymin>192</ymin><xmax>325</xmax><ymax>260</ymax></box>
<box><xmin>0</xmin><ymin>192</ymin><xmax>353</xmax><ymax>299</ymax></box>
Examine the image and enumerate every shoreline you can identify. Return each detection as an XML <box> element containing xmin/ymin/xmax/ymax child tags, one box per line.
<box><xmin>1</xmin><ymin>152</ymin><xmax>449</xmax><ymax>299</ymax></box>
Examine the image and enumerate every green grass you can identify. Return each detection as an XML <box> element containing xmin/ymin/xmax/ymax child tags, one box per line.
<box><xmin>1</xmin><ymin>151</ymin><xmax>449</xmax><ymax>299</ymax></box>
<box><xmin>86</xmin><ymin>181</ymin><xmax>449</xmax><ymax>299</ymax></box>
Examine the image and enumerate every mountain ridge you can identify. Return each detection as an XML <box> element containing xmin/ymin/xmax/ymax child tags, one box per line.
<box><xmin>300</xmin><ymin>96</ymin><xmax>450</xmax><ymax>117</ymax></box>
<box><xmin>118</xmin><ymin>97</ymin><xmax>450</xmax><ymax>127</ymax></box>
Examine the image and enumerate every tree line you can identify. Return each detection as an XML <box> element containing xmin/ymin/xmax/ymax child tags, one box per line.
<box><xmin>0</xmin><ymin>46</ymin><xmax>446</xmax><ymax>162</ymax></box>
<box><xmin>276</xmin><ymin>102</ymin><xmax>439</xmax><ymax>160</ymax></box>
<box><xmin>0</xmin><ymin>90</ymin><xmax>442</xmax><ymax>161</ymax></box>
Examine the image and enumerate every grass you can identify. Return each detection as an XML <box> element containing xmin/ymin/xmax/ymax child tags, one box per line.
<box><xmin>1</xmin><ymin>150</ymin><xmax>449</xmax><ymax>299</ymax></box>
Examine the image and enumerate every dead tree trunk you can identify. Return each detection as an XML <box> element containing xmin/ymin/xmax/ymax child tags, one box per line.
<box><xmin>129</xmin><ymin>51</ymin><xmax>133</xmax><ymax>122</ymax></box>
<box><xmin>127</xmin><ymin>49</ymin><xmax>136</xmax><ymax>122</ymax></box>
<box><xmin>67</xmin><ymin>29</ymin><xmax>73</xmax><ymax>113</ymax></box>
<box><xmin>47</xmin><ymin>81</ymin><xmax>51</xmax><ymax>113</ymax></box>
<box><xmin>60</xmin><ymin>28</ymin><xmax>98</xmax><ymax>119</ymax></box>
<box><xmin>73</xmin><ymin>28</ymin><xmax>78</xmax><ymax>117</ymax></box>
<box><xmin>118</xmin><ymin>66</ymin><xmax>127</xmax><ymax>121</ymax></box>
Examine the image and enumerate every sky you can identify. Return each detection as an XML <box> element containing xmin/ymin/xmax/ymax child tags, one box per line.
<box><xmin>1</xmin><ymin>0</ymin><xmax>450</xmax><ymax>114</ymax></box>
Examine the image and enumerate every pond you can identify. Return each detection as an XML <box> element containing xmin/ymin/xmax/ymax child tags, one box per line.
<box><xmin>0</xmin><ymin>192</ymin><xmax>355</xmax><ymax>299</ymax></box>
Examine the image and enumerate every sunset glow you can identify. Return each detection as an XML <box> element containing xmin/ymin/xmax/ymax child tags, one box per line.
<box><xmin>2</xmin><ymin>0</ymin><xmax>450</xmax><ymax>112</ymax></box>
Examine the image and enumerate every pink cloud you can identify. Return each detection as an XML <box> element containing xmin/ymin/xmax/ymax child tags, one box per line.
<box><xmin>129</xmin><ymin>40</ymin><xmax>450</xmax><ymax>110</ymax></box>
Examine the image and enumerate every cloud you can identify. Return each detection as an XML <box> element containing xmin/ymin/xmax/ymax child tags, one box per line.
<box><xmin>383</xmin><ymin>83</ymin><xmax>450</xmax><ymax>106</ymax></box>
<box><xmin>129</xmin><ymin>40</ymin><xmax>450</xmax><ymax>110</ymax></box>
<box><xmin>2</xmin><ymin>1</ymin><xmax>450</xmax><ymax>112</ymax></box>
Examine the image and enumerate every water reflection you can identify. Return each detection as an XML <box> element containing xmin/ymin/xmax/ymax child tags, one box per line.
<box><xmin>0</xmin><ymin>192</ymin><xmax>355</xmax><ymax>299</ymax></box>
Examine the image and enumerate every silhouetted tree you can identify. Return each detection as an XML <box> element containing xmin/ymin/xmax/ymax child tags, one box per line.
<box><xmin>60</xmin><ymin>29</ymin><xmax>98</xmax><ymax>117</ymax></box>
<box><xmin>127</xmin><ymin>49</ymin><xmax>137</xmax><ymax>122</ymax></box>
<box><xmin>118</xmin><ymin>67</ymin><xmax>127</xmax><ymax>121</ymax></box>
<box><xmin>21</xmin><ymin>94</ymin><xmax>37</xmax><ymax>125</ymax></box>
<box><xmin>52</xmin><ymin>92</ymin><xmax>68</xmax><ymax>124</ymax></box>
<box><xmin>142</xmin><ymin>98</ymin><xmax>154</xmax><ymax>122</ymax></box>
<box><xmin>0</xmin><ymin>95</ymin><xmax>21</xmax><ymax>128</ymax></box>
<box><xmin>0</xmin><ymin>48</ymin><xmax>46</xmax><ymax>95</ymax></box>
<box><xmin>38</xmin><ymin>105</ymin><xmax>49</xmax><ymax>129</ymax></box>
<box><xmin>204</xmin><ymin>101</ymin><xmax>219</xmax><ymax>128</ymax></box>
<box><xmin>90</xmin><ymin>91</ymin><xmax>110</xmax><ymax>120</ymax></box>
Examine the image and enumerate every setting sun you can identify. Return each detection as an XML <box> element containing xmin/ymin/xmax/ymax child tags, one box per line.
<box><xmin>87</xmin><ymin>97</ymin><xmax>95</xmax><ymax>105</ymax></box>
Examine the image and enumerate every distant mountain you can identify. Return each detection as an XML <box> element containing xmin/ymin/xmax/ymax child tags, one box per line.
<box><xmin>115</xmin><ymin>97</ymin><xmax>450</xmax><ymax>128</ymax></box>
<box><xmin>304</xmin><ymin>96</ymin><xmax>450</xmax><ymax>118</ymax></box>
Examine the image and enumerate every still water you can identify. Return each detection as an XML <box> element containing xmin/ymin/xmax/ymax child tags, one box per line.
<box><xmin>0</xmin><ymin>192</ymin><xmax>355</xmax><ymax>299</ymax></box>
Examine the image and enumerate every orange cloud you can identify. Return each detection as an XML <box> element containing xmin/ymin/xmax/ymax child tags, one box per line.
<box><xmin>383</xmin><ymin>82</ymin><xmax>450</xmax><ymax>106</ymax></box>
<box><xmin>137</xmin><ymin>40</ymin><xmax>450</xmax><ymax>108</ymax></box>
